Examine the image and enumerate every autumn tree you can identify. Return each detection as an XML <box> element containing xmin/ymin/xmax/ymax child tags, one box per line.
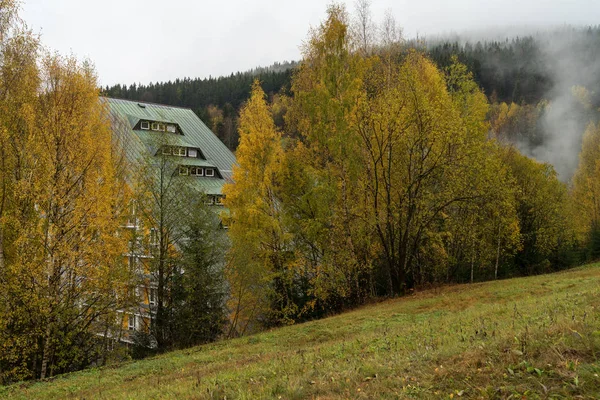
<box><xmin>0</xmin><ymin>52</ymin><xmax>130</xmax><ymax>381</ymax></box>
<box><xmin>0</xmin><ymin>0</ymin><xmax>39</xmax><ymax>286</ymax></box>
<box><xmin>572</xmin><ymin>123</ymin><xmax>600</xmax><ymax>258</ymax></box>
<box><xmin>223</xmin><ymin>81</ymin><xmax>291</xmax><ymax>334</ymax></box>
<box><xmin>441</xmin><ymin>56</ymin><xmax>521</xmax><ymax>282</ymax></box>
<box><xmin>0</xmin><ymin>1</ymin><xmax>42</xmax><ymax>381</ymax></box>
<box><xmin>218</xmin><ymin>3</ymin><xmax>582</xmax><ymax>335</ymax></box>
<box><xmin>352</xmin><ymin>0</ymin><xmax>375</xmax><ymax>55</ymax></box>
<box><xmin>355</xmin><ymin>50</ymin><xmax>503</xmax><ymax>291</ymax></box>
<box><xmin>504</xmin><ymin>147</ymin><xmax>575</xmax><ymax>273</ymax></box>
<box><xmin>285</xmin><ymin>4</ymin><xmax>377</xmax><ymax>309</ymax></box>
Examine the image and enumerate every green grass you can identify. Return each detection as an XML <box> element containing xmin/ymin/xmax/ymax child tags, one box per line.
<box><xmin>4</xmin><ymin>265</ymin><xmax>600</xmax><ymax>399</ymax></box>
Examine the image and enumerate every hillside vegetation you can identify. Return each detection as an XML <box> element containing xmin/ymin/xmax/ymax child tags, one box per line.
<box><xmin>4</xmin><ymin>0</ymin><xmax>600</xmax><ymax>385</ymax></box>
<box><xmin>4</xmin><ymin>264</ymin><xmax>600</xmax><ymax>399</ymax></box>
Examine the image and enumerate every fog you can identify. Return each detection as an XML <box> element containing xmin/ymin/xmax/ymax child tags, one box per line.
<box><xmin>431</xmin><ymin>27</ymin><xmax>600</xmax><ymax>181</ymax></box>
<box><xmin>531</xmin><ymin>29</ymin><xmax>600</xmax><ymax>181</ymax></box>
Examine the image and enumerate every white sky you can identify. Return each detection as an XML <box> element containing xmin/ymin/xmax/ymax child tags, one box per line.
<box><xmin>20</xmin><ymin>0</ymin><xmax>600</xmax><ymax>86</ymax></box>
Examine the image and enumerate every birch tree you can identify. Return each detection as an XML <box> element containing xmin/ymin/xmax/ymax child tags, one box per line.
<box><xmin>0</xmin><ymin>53</ymin><xmax>130</xmax><ymax>382</ymax></box>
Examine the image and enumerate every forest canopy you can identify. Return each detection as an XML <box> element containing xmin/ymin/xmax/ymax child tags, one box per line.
<box><xmin>222</xmin><ymin>4</ymin><xmax>593</xmax><ymax>333</ymax></box>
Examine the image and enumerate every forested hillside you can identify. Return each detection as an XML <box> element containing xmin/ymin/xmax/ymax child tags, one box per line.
<box><xmin>103</xmin><ymin>63</ymin><xmax>295</xmax><ymax>150</ymax></box>
<box><xmin>429</xmin><ymin>28</ymin><xmax>600</xmax><ymax>106</ymax></box>
<box><xmin>104</xmin><ymin>28</ymin><xmax>600</xmax><ymax>178</ymax></box>
<box><xmin>4</xmin><ymin>0</ymin><xmax>600</xmax><ymax>387</ymax></box>
<box><xmin>104</xmin><ymin>6</ymin><xmax>600</xmax><ymax>334</ymax></box>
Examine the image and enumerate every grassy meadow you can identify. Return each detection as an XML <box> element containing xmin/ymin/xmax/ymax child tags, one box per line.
<box><xmin>3</xmin><ymin>265</ymin><xmax>600</xmax><ymax>399</ymax></box>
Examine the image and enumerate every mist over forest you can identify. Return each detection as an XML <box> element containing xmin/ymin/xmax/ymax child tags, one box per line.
<box><xmin>428</xmin><ymin>27</ymin><xmax>600</xmax><ymax>180</ymax></box>
<box><xmin>104</xmin><ymin>26</ymin><xmax>600</xmax><ymax>181</ymax></box>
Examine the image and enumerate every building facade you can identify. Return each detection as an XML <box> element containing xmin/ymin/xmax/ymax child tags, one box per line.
<box><xmin>104</xmin><ymin>98</ymin><xmax>236</xmax><ymax>343</ymax></box>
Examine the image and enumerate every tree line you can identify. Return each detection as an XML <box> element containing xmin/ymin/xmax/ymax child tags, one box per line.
<box><xmin>104</xmin><ymin>26</ymin><xmax>600</xmax><ymax>157</ymax></box>
<box><xmin>103</xmin><ymin>66</ymin><xmax>294</xmax><ymax>152</ymax></box>
<box><xmin>223</xmin><ymin>4</ymin><xmax>597</xmax><ymax>334</ymax></box>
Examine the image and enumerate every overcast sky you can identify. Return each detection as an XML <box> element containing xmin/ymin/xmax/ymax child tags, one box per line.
<box><xmin>20</xmin><ymin>0</ymin><xmax>600</xmax><ymax>87</ymax></box>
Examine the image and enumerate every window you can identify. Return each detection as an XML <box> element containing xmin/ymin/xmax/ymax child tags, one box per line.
<box><xmin>215</xmin><ymin>196</ymin><xmax>223</xmax><ymax>205</ymax></box>
<box><xmin>158</xmin><ymin>123</ymin><xmax>166</xmax><ymax>132</ymax></box>
<box><xmin>149</xmin><ymin>288</ymin><xmax>157</xmax><ymax>306</ymax></box>
<box><xmin>151</xmin><ymin>122</ymin><xmax>160</xmax><ymax>131</ymax></box>
<box><xmin>173</xmin><ymin>147</ymin><xmax>187</xmax><ymax>157</ymax></box>
<box><xmin>166</xmin><ymin>124</ymin><xmax>176</xmax><ymax>133</ymax></box>
<box><xmin>190</xmin><ymin>167</ymin><xmax>203</xmax><ymax>176</ymax></box>
<box><xmin>188</xmin><ymin>149</ymin><xmax>198</xmax><ymax>158</ymax></box>
<box><xmin>162</xmin><ymin>146</ymin><xmax>171</xmax><ymax>155</ymax></box>
<box><xmin>140</xmin><ymin>121</ymin><xmax>150</xmax><ymax>130</ymax></box>
<box><xmin>150</xmin><ymin>228</ymin><xmax>158</xmax><ymax>246</ymax></box>
<box><xmin>128</xmin><ymin>314</ymin><xmax>136</xmax><ymax>331</ymax></box>
<box><xmin>125</xmin><ymin>201</ymin><xmax>136</xmax><ymax>226</ymax></box>
<box><xmin>178</xmin><ymin>166</ymin><xmax>188</xmax><ymax>176</ymax></box>
<box><xmin>205</xmin><ymin>168</ymin><xmax>215</xmax><ymax>177</ymax></box>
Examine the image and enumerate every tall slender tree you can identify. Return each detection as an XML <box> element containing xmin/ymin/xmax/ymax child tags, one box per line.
<box><xmin>223</xmin><ymin>81</ymin><xmax>291</xmax><ymax>333</ymax></box>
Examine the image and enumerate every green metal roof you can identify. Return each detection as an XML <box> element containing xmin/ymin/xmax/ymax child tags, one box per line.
<box><xmin>104</xmin><ymin>98</ymin><xmax>236</xmax><ymax>195</ymax></box>
<box><xmin>178</xmin><ymin>176</ymin><xmax>226</xmax><ymax>195</ymax></box>
<box><xmin>133</xmin><ymin>130</ymin><xmax>197</xmax><ymax>150</ymax></box>
<box><xmin>175</xmin><ymin>158</ymin><xmax>217</xmax><ymax>168</ymax></box>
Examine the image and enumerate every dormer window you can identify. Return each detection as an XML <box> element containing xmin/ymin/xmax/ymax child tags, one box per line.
<box><xmin>150</xmin><ymin>228</ymin><xmax>158</xmax><ymax>246</ymax></box>
<box><xmin>178</xmin><ymin>166</ymin><xmax>188</xmax><ymax>176</ymax></box>
<box><xmin>166</xmin><ymin>124</ymin><xmax>176</xmax><ymax>133</ymax></box>
<box><xmin>205</xmin><ymin>168</ymin><xmax>215</xmax><ymax>177</ymax></box>
<box><xmin>158</xmin><ymin>123</ymin><xmax>166</xmax><ymax>132</ymax></box>
<box><xmin>173</xmin><ymin>147</ymin><xmax>187</xmax><ymax>157</ymax></box>
<box><xmin>188</xmin><ymin>149</ymin><xmax>198</xmax><ymax>158</ymax></box>
<box><xmin>151</xmin><ymin>122</ymin><xmax>160</xmax><ymax>131</ymax></box>
<box><xmin>190</xmin><ymin>167</ymin><xmax>203</xmax><ymax>176</ymax></box>
<box><xmin>162</xmin><ymin>146</ymin><xmax>171</xmax><ymax>155</ymax></box>
<box><xmin>140</xmin><ymin>121</ymin><xmax>150</xmax><ymax>130</ymax></box>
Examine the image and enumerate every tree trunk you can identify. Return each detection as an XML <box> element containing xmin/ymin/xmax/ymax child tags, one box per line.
<box><xmin>495</xmin><ymin>226</ymin><xmax>501</xmax><ymax>280</ymax></box>
<box><xmin>470</xmin><ymin>237</ymin><xmax>475</xmax><ymax>284</ymax></box>
<box><xmin>40</xmin><ymin>323</ymin><xmax>52</xmax><ymax>379</ymax></box>
<box><xmin>0</xmin><ymin>227</ymin><xmax>5</xmax><ymax>272</ymax></box>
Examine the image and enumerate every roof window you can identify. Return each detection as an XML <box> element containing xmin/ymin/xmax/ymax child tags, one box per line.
<box><xmin>190</xmin><ymin>167</ymin><xmax>204</xmax><ymax>176</ymax></box>
<box><xmin>172</xmin><ymin>147</ymin><xmax>187</xmax><ymax>157</ymax></box>
<box><xmin>140</xmin><ymin>121</ymin><xmax>150</xmax><ymax>130</ymax></box>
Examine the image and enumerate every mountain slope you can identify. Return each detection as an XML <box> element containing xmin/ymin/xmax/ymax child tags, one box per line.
<box><xmin>4</xmin><ymin>265</ymin><xmax>600</xmax><ymax>399</ymax></box>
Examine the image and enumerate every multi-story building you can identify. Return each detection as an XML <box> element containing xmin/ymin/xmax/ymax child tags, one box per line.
<box><xmin>104</xmin><ymin>98</ymin><xmax>237</xmax><ymax>343</ymax></box>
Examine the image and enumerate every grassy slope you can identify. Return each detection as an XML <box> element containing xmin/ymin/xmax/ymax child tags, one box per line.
<box><xmin>3</xmin><ymin>265</ymin><xmax>600</xmax><ymax>399</ymax></box>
